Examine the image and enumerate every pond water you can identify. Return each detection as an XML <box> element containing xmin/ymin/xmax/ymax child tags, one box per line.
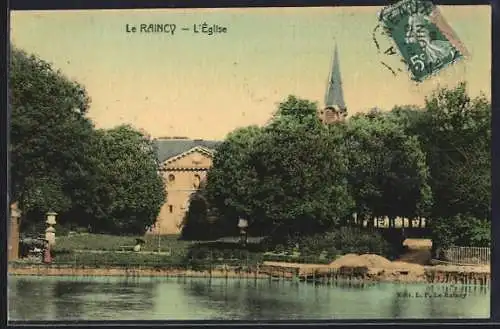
<box><xmin>8</xmin><ymin>275</ymin><xmax>490</xmax><ymax>321</ymax></box>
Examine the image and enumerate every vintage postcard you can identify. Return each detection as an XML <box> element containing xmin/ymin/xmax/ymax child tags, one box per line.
<box><xmin>8</xmin><ymin>4</ymin><xmax>491</xmax><ymax>322</ymax></box>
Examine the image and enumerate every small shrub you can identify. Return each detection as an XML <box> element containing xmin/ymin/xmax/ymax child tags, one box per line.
<box><xmin>212</xmin><ymin>249</ymin><xmax>224</xmax><ymax>259</ymax></box>
<box><xmin>197</xmin><ymin>247</ymin><xmax>210</xmax><ymax>259</ymax></box>
<box><xmin>274</xmin><ymin>244</ymin><xmax>285</xmax><ymax>253</ymax></box>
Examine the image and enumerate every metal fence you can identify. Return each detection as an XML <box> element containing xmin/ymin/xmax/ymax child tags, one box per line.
<box><xmin>440</xmin><ymin>246</ymin><xmax>490</xmax><ymax>265</ymax></box>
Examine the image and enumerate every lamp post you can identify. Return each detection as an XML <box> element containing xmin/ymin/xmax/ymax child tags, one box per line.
<box><xmin>237</xmin><ymin>217</ymin><xmax>248</xmax><ymax>247</ymax></box>
<box><xmin>45</xmin><ymin>211</ymin><xmax>57</xmax><ymax>247</ymax></box>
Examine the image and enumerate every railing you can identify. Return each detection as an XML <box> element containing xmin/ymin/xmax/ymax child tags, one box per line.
<box><xmin>440</xmin><ymin>246</ymin><xmax>490</xmax><ymax>265</ymax></box>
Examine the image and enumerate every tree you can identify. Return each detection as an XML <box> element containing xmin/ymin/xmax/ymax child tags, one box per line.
<box><xmin>420</xmin><ymin>83</ymin><xmax>490</xmax><ymax>220</ymax></box>
<box><xmin>10</xmin><ymin>48</ymin><xmax>166</xmax><ymax>235</ymax></box>
<box><xmin>249</xmin><ymin>123</ymin><xmax>352</xmax><ymax>237</ymax></box>
<box><xmin>204</xmin><ymin>125</ymin><xmax>264</xmax><ymax>236</ymax></box>
<box><xmin>268</xmin><ymin>95</ymin><xmax>324</xmax><ymax>131</ymax></box>
<box><xmin>86</xmin><ymin>125</ymin><xmax>166</xmax><ymax>234</ymax></box>
<box><xmin>344</xmin><ymin>112</ymin><xmax>432</xmax><ymax>228</ymax></box>
<box><xmin>205</xmin><ymin>96</ymin><xmax>353</xmax><ymax>239</ymax></box>
<box><xmin>413</xmin><ymin>83</ymin><xmax>491</xmax><ymax>251</ymax></box>
<box><xmin>180</xmin><ymin>189</ymin><xmax>210</xmax><ymax>240</ymax></box>
<box><xmin>9</xmin><ymin>47</ymin><xmax>95</xmax><ymax>224</ymax></box>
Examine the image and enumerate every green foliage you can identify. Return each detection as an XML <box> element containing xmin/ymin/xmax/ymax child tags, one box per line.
<box><xmin>180</xmin><ymin>190</ymin><xmax>220</xmax><ymax>240</ymax></box>
<box><xmin>206</xmin><ymin>95</ymin><xmax>352</xmax><ymax>237</ymax></box>
<box><xmin>268</xmin><ymin>95</ymin><xmax>323</xmax><ymax>131</ymax></box>
<box><xmin>293</xmin><ymin>227</ymin><xmax>393</xmax><ymax>259</ymax></box>
<box><xmin>419</xmin><ymin>83</ymin><xmax>491</xmax><ymax>220</ymax></box>
<box><xmin>53</xmin><ymin>233</ymin><xmax>193</xmax><ymax>253</ymax></box>
<box><xmin>10</xmin><ymin>48</ymin><xmax>166</xmax><ymax>235</ymax></box>
<box><xmin>204</xmin><ymin>125</ymin><xmax>265</xmax><ymax>236</ymax></box>
<box><xmin>200</xmin><ymin>87</ymin><xmax>490</xmax><ymax>252</ymax></box>
<box><xmin>11</xmin><ymin>46</ymin><xmax>489</xmax><ymax>253</ymax></box>
<box><xmin>53</xmin><ymin>251</ymin><xmax>188</xmax><ymax>268</ymax></box>
<box><xmin>9</xmin><ymin>47</ymin><xmax>94</xmax><ymax>214</ymax></box>
<box><xmin>392</xmin><ymin>83</ymin><xmax>491</xmax><ymax>249</ymax></box>
<box><xmin>345</xmin><ymin>112</ymin><xmax>432</xmax><ymax>224</ymax></box>
<box><xmin>84</xmin><ymin>126</ymin><xmax>166</xmax><ymax>234</ymax></box>
<box><xmin>259</xmin><ymin>227</ymin><xmax>393</xmax><ymax>263</ymax></box>
<box><xmin>430</xmin><ymin>214</ymin><xmax>491</xmax><ymax>249</ymax></box>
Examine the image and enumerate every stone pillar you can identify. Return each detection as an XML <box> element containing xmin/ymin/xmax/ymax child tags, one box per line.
<box><xmin>8</xmin><ymin>203</ymin><xmax>21</xmax><ymax>261</ymax></box>
<box><xmin>45</xmin><ymin>211</ymin><xmax>57</xmax><ymax>246</ymax></box>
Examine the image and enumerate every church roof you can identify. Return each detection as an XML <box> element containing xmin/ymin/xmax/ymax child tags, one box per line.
<box><xmin>325</xmin><ymin>43</ymin><xmax>346</xmax><ymax>110</ymax></box>
<box><xmin>154</xmin><ymin>138</ymin><xmax>222</xmax><ymax>163</ymax></box>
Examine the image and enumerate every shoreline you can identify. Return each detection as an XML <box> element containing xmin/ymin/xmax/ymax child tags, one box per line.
<box><xmin>8</xmin><ymin>265</ymin><xmax>269</xmax><ymax>279</ymax></box>
<box><xmin>8</xmin><ymin>263</ymin><xmax>491</xmax><ymax>286</ymax></box>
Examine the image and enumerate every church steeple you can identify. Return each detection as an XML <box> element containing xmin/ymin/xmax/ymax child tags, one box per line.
<box><xmin>321</xmin><ymin>42</ymin><xmax>347</xmax><ymax>124</ymax></box>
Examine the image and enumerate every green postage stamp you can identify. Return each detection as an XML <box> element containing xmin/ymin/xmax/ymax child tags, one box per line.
<box><xmin>378</xmin><ymin>0</ymin><xmax>469</xmax><ymax>82</ymax></box>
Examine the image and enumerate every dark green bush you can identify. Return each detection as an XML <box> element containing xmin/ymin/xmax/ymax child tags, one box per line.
<box><xmin>274</xmin><ymin>244</ymin><xmax>285</xmax><ymax>253</ymax></box>
<box><xmin>279</xmin><ymin>227</ymin><xmax>392</xmax><ymax>259</ymax></box>
<box><xmin>430</xmin><ymin>213</ymin><xmax>491</xmax><ymax>249</ymax></box>
<box><xmin>212</xmin><ymin>249</ymin><xmax>224</xmax><ymax>259</ymax></box>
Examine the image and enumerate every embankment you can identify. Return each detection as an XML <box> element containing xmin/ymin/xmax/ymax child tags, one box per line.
<box><xmin>8</xmin><ymin>264</ymin><xmax>269</xmax><ymax>279</ymax></box>
<box><xmin>261</xmin><ymin>253</ymin><xmax>490</xmax><ymax>285</ymax></box>
<box><xmin>8</xmin><ymin>253</ymin><xmax>490</xmax><ymax>286</ymax></box>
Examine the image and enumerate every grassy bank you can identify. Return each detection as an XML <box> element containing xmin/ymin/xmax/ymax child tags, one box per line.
<box><xmin>39</xmin><ymin>227</ymin><xmax>398</xmax><ymax>270</ymax></box>
<box><xmin>54</xmin><ymin>234</ymin><xmax>193</xmax><ymax>253</ymax></box>
<box><xmin>50</xmin><ymin>234</ymin><xmax>338</xmax><ymax>268</ymax></box>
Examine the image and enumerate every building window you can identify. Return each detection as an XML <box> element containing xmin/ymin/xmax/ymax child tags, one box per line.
<box><xmin>168</xmin><ymin>174</ymin><xmax>175</xmax><ymax>183</ymax></box>
<box><xmin>193</xmin><ymin>174</ymin><xmax>201</xmax><ymax>188</ymax></box>
<box><xmin>169</xmin><ymin>205</ymin><xmax>173</xmax><ymax>213</ymax></box>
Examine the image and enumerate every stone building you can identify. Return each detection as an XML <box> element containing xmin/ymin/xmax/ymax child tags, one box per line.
<box><xmin>150</xmin><ymin>138</ymin><xmax>221</xmax><ymax>235</ymax></box>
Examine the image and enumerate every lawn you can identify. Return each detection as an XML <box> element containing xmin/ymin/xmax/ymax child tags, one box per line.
<box><xmin>50</xmin><ymin>234</ymin><xmax>335</xmax><ymax>267</ymax></box>
<box><xmin>54</xmin><ymin>233</ymin><xmax>194</xmax><ymax>254</ymax></box>
<box><xmin>51</xmin><ymin>233</ymin><xmax>264</xmax><ymax>268</ymax></box>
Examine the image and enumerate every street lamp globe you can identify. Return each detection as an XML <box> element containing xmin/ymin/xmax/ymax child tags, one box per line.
<box><xmin>46</xmin><ymin>211</ymin><xmax>57</xmax><ymax>226</ymax></box>
<box><xmin>237</xmin><ymin>218</ymin><xmax>248</xmax><ymax>229</ymax></box>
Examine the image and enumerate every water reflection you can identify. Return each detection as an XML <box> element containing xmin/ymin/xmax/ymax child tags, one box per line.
<box><xmin>9</xmin><ymin>276</ymin><xmax>156</xmax><ymax>321</ymax></box>
<box><xmin>8</xmin><ymin>276</ymin><xmax>490</xmax><ymax>321</ymax></box>
<box><xmin>11</xmin><ymin>279</ymin><xmax>52</xmax><ymax>321</ymax></box>
<box><xmin>179</xmin><ymin>279</ymin><xmax>489</xmax><ymax>320</ymax></box>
